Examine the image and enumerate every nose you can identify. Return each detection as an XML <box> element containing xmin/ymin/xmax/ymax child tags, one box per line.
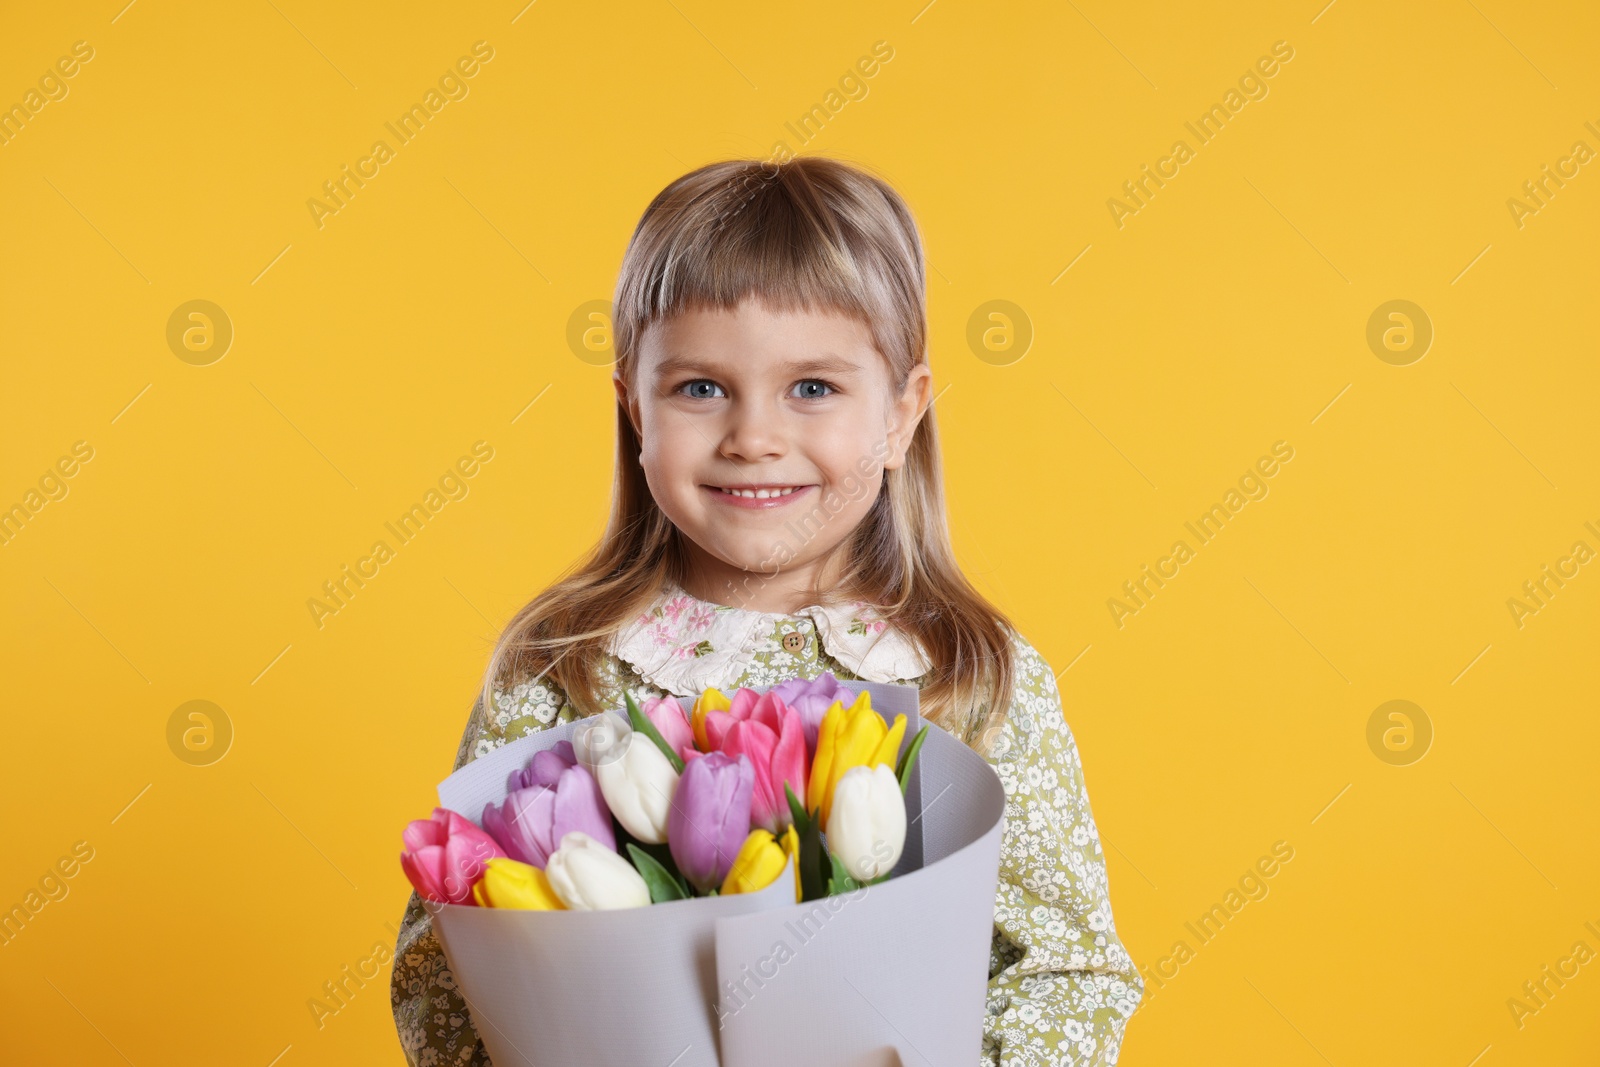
<box><xmin>718</xmin><ymin>396</ymin><xmax>786</xmax><ymax>463</ymax></box>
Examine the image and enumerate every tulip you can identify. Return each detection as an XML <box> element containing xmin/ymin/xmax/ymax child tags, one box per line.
<box><xmin>471</xmin><ymin>857</ymin><xmax>566</xmax><ymax>910</ymax></box>
<box><xmin>699</xmin><ymin>687</ymin><xmax>777</xmax><ymax>750</ymax></box>
<box><xmin>825</xmin><ymin>764</ymin><xmax>906</xmax><ymax>882</ymax></box>
<box><xmin>545</xmin><ymin>831</ymin><xmax>652</xmax><ymax>910</ymax></box>
<box><xmin>722</xmin><ymin>824</ymin><xmax>800</xmax><ymax>900</ymax></box>
<box><xmin>481</xmin><ymin>745</ymin><xmax>614</xmax><ymax>868</ymax></box>
<box><xmin>806</xmin><ymin>692</ymin><xmax>906</xmax><ymax>827</ymax></box>
<box><xmin>642</xmin><ymin>695</ymin><xmax>697</xmax><ymax>761</ymax></box>
<box><xmin>771</xmin><ymin>672</ymin><xmax>857</xmax><ymax>753</ymax></box>
<box><xmin>400</xmin><ymin>807</ymin><xmax>506</xmax><ymax>905</ymax></box>
<box><xmin>720</xmin><ymin>706</ymin><xmax>808</xmax><ymax>833</ymax></box>
<box><xmin>668</xmin><ymin>752</ymin><xmax>755</xmax><ymax>893</ymax></box>
<box><xmin>779</xmin><ymin>823</ymin><xmax>800</xmax><ymax>901</ymax></box>
<box><xmin>522</xmin><ymin>740</ymin><xmax>581</xmax><ymax>788</ymax></box>
<box><xmin>690</xmin><ymin>687</ymin><xmax>731</xmax><ymax>752</ymax></box>
<box><xmin>572</xmin><ymin>711</ymin><xmax>679</xmax><ymax>844</ymax></box>
<box><xmin>695</xmin><ymin>688</ymin><xmax>808</xmax><ymax>831</ymax></box>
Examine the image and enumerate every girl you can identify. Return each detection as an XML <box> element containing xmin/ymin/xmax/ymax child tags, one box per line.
<box><xmin>391</xmin><ymin>157</ymin><xmax>1142</xmax><ymax>1066</ymax></box>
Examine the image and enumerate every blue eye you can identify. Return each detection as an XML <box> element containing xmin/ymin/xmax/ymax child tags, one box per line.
<box><xmin>791</xmin><ymin>379</ymin><xmax>833</xmax><ymax>399</ymax></box>
<box><xmin>680</xmin><ymin>380</ymin><xmax>725</xmax><ymax>399</ymax></box>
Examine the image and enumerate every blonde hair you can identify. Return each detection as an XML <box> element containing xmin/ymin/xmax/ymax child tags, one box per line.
<box><xmin>484</xmin><ymin>156</ymin><xmax>1014</xmax><ymax>745</ymax></box>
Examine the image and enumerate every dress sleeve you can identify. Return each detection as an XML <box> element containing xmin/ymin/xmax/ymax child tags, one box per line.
<box><xmin>979</xmin><ymin>636</ymin><xmax>1143</xmax><ymax>1066</ymax></box>
<box><xmin>389</xmin><ymin>678</ymin><xmax>573</xmax><ymax>1066</ymax></box>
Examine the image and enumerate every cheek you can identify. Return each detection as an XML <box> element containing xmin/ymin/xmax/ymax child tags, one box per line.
<box><xmin>811</xmin><ymin>418</ymin><xmax>886</xmax><ymax>479</ymax></box>
<box><xmin>638</xmin><ymin>411</ymin><xmax>697</xmax><ymax>477</ymax></box>
<box><xmin>636</xmin><ymin>412</ymin><xmax>711</xmax><ymax>518</ymax></box>
<box><xmin>811</xmin><ymin>433</ymin><xmax>885</xmax><ymax>514</ymax></box>
<box><xmin>824</xmin><ymin>479</ymin><xmax>880</xmax><ymax>536</ymax></box>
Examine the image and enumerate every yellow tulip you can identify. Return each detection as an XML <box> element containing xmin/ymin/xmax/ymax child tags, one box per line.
<box><xmin>691</xmin><ymin>687</ymin><xmax>731</xmax><ymax>752</ymax></box>
<box><xmin>722</xmin><ymin>829</ymin><xmax>782</xmax><ymax>895</ymax></box>
<box><xmin>471</xmin><ymin>857</ymin><xmax>566</xmax><ymax>910</ymax></box>
<box><xmin>807</xmin><ymin>698</ymin><xmax>846</xmax><ymax>815</ymax></box>
<box><xmin>779</xmin><ymin>823</ymin><xmax>800</xmax><ymax>903</ymax></box>
<box><xmin>722</xmin><ymin>827</ymin><xmax>802</xmax><ymax>900</ymax></box>
<box><xmin>870</xmin><ymin>714</ymin><xmax>907</xmax><ymax>770</ymax></box>
<box><xmin>806</xmin><ymin>692</ymin><xmax>906</xmax><ymax>827</ymax></box>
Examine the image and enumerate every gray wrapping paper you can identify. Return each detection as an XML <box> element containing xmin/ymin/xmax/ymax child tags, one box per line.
<box><xmin>429</xmin><ymin>682</ymin><xmax>1005</xmax><ymax>1067</ymax></box>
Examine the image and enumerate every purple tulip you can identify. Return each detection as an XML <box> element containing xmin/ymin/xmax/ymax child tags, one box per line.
<box><xmin>668</xmin><ymin>752</ymin><xmax>754</xmax><ymax>893</ymax></box>
<box><xmin>770</xmin><ymin>672</ymin><xmax>857</xmax><ymax>755</ymax></box>
<box><xmin>482</xmin><ymin>743</ymin><xmax>615</xmax><ymax>868</ymax></box>
<box><xmin>519</xmin><ymin>740</ymin><xmax>580</xmax><ymax>789</ymax></box>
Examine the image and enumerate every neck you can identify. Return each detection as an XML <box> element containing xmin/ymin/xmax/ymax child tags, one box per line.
<box><xmin>677</xmin><ymin>543</ymin><xmax>845</xmax><ymax>614</ymax></box>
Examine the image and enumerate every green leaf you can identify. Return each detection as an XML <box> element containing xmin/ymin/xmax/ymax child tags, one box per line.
<box><xmin>624</xmin><ymin>690</ymin><xmax>686</xmax><ymax>774</ymax></box>
<box><xmin>798</xmin><ymin>815</ymin><xmax>827</xmax><ymax>902</ymax></box>
<box><xmin>616</xmin><ymin>828</ymin><xmax>691</xmax><ymax>895</ymax></box>
<box><xmin>785</xmin><ymin>782</ymin><xmax>811</xmax><ymax>836</ymax></box>
<box><xmin>827</xmin><ymin>851</ymin><xmax>859</xmax><ymax>895</ymax></box>
<box><xmin>627</xmin><ymin>843</ymin><xmax>688</xmax><ymax>903</ymax></box>
<box><xmin>896</xmin><ymin>724</ymin><xmax>930</xmax><ymax>795</ymax></box>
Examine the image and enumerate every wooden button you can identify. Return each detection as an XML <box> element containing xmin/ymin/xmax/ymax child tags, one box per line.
<box><xmin>781</xmin><ymin>631</ymin><xmax>807</xmax><ymax>653</ymax></box>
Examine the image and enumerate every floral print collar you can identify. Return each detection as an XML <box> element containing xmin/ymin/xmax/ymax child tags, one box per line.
<box><xmin>607</xmin><ymin>583</ymin><xmax>933</xmax><ymax>697</ymax></box>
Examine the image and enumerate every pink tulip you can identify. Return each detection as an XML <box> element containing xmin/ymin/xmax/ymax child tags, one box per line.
<box><xmin>703</xmin><ymin>688</ymin><xmax>786</xmax><ymax>751</ymax></box>
<box><xmin>642</xmin><ymin>696</ymin><xmax>697</xmax><ymax>761</ymax></box>
<box><xmin>400</xmin><ymin>808</ymin><xmax>506</xmax><ymax>905</ymax></box>
<box><xmin>704</xmin><ymin>689</ymin><xmax>808</xmax><ymax>832</ymax></box>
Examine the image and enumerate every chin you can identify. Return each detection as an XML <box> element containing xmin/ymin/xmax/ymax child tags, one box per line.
<box><xmin>719</xmin><ymin>546</ymin><xmax>788</xmax><ymax>575</ymax></box>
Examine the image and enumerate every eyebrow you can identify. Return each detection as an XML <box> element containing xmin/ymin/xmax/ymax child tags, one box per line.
<box><xmin>651</xmin><ymin>353</ymin><xmax>865</xmax><ymax>379</ymax></box>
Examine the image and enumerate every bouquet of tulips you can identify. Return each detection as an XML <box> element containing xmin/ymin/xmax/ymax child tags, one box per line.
<box><xmin>400</xmin><ymin>675</ymin><xmax>929</xmax><ymax>913</ymax></box>
<box><xmin>398</xmin><ymin>676</ymin><xmax>1007</xmax><ymax>1067</ymax></box>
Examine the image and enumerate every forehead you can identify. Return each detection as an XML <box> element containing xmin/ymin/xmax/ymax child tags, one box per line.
<box><xmin>636</xmin><ymin>299</ymin><xmax>882</xmax><ymax>379</ymax></box>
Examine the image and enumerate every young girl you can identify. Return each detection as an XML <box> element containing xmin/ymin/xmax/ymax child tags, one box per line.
<box><xmin>391</xmin><ymin>157</ymin><xmax>1142</xmax><ymax>1066</ymax></box>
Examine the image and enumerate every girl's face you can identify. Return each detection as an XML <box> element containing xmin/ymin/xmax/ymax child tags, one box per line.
<box><xmin>618</xmin><ymin>297</ymin><xmax>931</xmax><ymax>610</ymax></box>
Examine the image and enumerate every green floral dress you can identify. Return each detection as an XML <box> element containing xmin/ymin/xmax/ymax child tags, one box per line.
<box><xmin>390</xmin><ymin>585</ymin><xmax>1142</xmax><ymax>1066</ymax></box>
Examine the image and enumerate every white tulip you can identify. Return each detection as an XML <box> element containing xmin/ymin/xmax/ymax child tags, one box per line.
<box><xmin>544</xmin><ymin>831</ymin><xmax>651</xmax><ymax>910</ymax></box>
<box><xmin>573</xmin><ymin>710</ymin><xmax>679</xmax><ymax>844</ymax></box>
<box><xmin>571</xmin><ymin>710</ymin><xmax>629</xmax><ymax>769</ymax></box>
<box><xmin>825</xmin><ymin>764</ymin><xmax>907</xmax><ymax>882</ymax></box>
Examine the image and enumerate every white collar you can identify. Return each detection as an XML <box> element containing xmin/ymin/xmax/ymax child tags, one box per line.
<box><xmin>606</xmin><ymin>583</ymin><xmax>932</xmax><ymax>698</ymax></box>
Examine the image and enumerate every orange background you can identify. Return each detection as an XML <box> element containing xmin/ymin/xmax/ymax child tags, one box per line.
<box><xmin>1</xmin><ymin>1</ymin><xmax>1596</xmax><ymax>1064</ymax></box>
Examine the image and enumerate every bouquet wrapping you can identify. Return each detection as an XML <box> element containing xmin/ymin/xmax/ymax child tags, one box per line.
<box><xmin>419</xmin><ymin>680</ymin><xmax>1005</xmax><ymax>1067</ymax></box>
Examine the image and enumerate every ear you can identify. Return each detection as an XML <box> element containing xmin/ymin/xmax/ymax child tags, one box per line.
<box><xmin>883</xmin><ymin>363</ymin><xmax>933</xmax><ymax>471</ymax></box>
<box><xmin>613</xmin><ymin>368</ymin><xmax>644</xmax><ymax>439</ymax></box>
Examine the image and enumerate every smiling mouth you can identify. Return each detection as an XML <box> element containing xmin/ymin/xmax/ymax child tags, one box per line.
<box><xmin>710</xmin><ymin>484</ymin><xmax>809</xmax><ymax>500</ymax></box>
